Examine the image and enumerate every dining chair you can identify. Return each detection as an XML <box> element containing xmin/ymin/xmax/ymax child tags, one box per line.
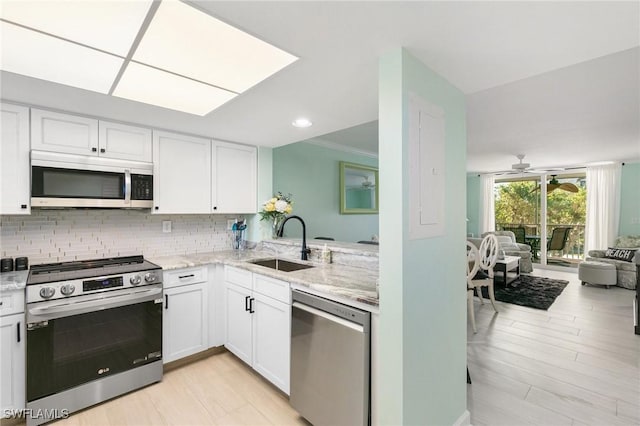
<box><xmin>468</xmin><ymin>234</ymin><xmax>500</xmax><ymax>320</ymax></box>
<box><xmin>466</xmin><ymin>241</ymin><xmax>480</xmax><ymax>333</ymax></box>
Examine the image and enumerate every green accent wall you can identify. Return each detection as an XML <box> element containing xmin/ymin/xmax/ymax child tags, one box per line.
<box><xmin>466</xmin><ymin>174</ymin><xmax>481</xmax><ymax>237</ymax></box>
<box><xmin>272</xmin><ymin>142</ymin><xmax>378</xmax><ymax>242</ymax></box>
<box><xmin>378</xmin><ymin>48</ymin><xmax>467</xmax><ymax>425</ymax></box>
<box><xmin>620</xmin><ymin>162</ymin><xmax>640</xmax><ymax>236</ymax></box>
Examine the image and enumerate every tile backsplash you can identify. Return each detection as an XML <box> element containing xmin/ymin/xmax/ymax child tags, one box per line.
<box><xmin>0</xmin><ymin>210</ymin><xmax>238</xmax><ymax>265</ymax></box>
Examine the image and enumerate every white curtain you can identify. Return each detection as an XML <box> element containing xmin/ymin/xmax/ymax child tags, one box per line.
<box><xmin>479</xmin><ymin>174</ymin><xmax>495</xmax><ymax>234</ymax></box>
<box><xmin>584</xmin><ymin>163</ymin><xmax>622</xmax><ymax>254</ymax></box>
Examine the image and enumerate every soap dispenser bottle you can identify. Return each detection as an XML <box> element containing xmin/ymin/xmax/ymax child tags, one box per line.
<box><xmin>321</xmin><ymin>244</ymin><xmax>332</xmax><ymax>264</ymax></box>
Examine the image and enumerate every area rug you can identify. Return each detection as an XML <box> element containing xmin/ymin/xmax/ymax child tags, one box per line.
<box><xmin>480</xmin><ymin>275</ymin><xmax>569</xmax><ymax>310</ymax></box>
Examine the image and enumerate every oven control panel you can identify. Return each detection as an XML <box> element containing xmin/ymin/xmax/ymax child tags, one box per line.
<box><xmin>84</xmin><ymin>276</ymin><xmax>123</xmax><ymax>292</ymax></box>
<box><xmin>27</xmin><ymin>270</ymin><xmax>162</xmax><ymax>303</ymax></box>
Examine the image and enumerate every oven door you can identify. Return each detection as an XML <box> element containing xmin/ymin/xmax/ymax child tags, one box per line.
<box><xmin>26</xmin><ymin>285</ymin><xmax>163</xmax><ymax>402</ymax></box>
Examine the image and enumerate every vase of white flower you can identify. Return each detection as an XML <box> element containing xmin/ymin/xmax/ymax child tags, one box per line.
<box><xmin>259</xmin><ymin>192</ymin><xmax>293</xmax><ymax>239</ymax></box>
<box><xmin>272</xmin><ymin>216</ymin><xmax>284</xmax><ymax>239</ymax></box>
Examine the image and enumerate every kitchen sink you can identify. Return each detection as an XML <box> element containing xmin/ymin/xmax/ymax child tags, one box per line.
<box><xmin>250</xmin><ymin>258</ymin><xmax>315</xmax><ymax>272</ymax></box>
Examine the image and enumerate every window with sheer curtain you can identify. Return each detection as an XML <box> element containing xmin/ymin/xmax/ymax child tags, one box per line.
<box><xmin>479</xmin><ymin>174</ymin><xmax>495</xmax><ymax>234</ymax></box>
<box><xmin>584</xmin><ymin>163</ymin><xmax>622</xmax><ymax>253</ymax></box>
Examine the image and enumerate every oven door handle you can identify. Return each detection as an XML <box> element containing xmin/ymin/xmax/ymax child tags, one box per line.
<box><xmin>27</xmin><ymin>287</ymin><xmax>163</xmax><ymax>322</ymax></box>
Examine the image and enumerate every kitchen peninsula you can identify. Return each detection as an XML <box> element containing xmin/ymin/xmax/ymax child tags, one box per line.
<box><xmin>149</xmin><ymin>238</ymin><xmax>380</xmax><ymax>310</ymax></box>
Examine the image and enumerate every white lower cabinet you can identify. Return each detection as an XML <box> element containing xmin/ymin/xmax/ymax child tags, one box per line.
<box><xmin>0</xmin><ymin>310</ymin><xmax>25</xmax><ymax>417</ymax></box>
<box><xmin>208</xmin><ymin>264</ymin><xmax>225</xmax><ymax>348</ymax></box>
<box><xmin>251</xmin><ymin>292</ymin><xmax>290</xmax><ymax>392</ymax></box>
<box><xmin>224</xmin><ymin>267</ymin><xmax>291</xmax><ymax>394</ymax></box>
<box><xmin>163</xmin><ymin>267</ymin><xmax>208</xmax><ymax>363</ymax></box>
<box><xmin>224</xmin><ymin>283</ymin><xmax>253</xmax><ymax>364</ymax></box>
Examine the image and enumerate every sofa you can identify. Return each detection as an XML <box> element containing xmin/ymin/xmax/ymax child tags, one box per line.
<box><xmin>468</xmin><ymin>231</ymin><xmax>533</xmax><ymax>273</ymax></box>
<box><xmin>585</xmin><ymin>235</ymin><xmax>640</xmax><ymax>289</ymax></box>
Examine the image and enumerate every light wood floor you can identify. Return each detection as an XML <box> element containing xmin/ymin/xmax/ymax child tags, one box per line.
<box><xmin>5</xmin><ymin>268</ymin><xmax>637</xmax><ymax>425</ymax></box>
<box><xmin>468</xmin><ymin>268</ymin><xmax>640</xmax><ymax>426</ymax></box>
<box><xmin>47</xmin><ymin>351</ymin><xmax>308</xmax><ymax>426</ymax></box>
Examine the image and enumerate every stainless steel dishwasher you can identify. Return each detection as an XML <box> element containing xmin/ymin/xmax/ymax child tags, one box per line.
<box><xmin>290</xmin><ymin>290</ymin><xmax>371</xmax><ymax>426</ymax></box>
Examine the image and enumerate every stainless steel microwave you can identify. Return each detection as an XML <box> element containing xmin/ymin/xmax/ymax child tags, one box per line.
<box><xmin>31</xmin><ymin>150</ymin><xmax>153</xmax><ymax>208</ymax></box>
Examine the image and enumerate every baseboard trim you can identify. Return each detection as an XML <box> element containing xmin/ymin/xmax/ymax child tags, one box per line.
<box><xmin>453</xmin><ymin>409</ymin><xmax>471</xmax><ymax>426</ymax></box>
<box><xmin>163</xmin><ymin>346</ymin><xmax>227</xmax><ymax>372</ymax></box>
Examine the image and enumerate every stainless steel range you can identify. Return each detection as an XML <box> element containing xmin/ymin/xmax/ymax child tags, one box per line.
<box><xmin>25</xmin><ymin>255</ymin><xmax>163</xmax><ymax>425</ymax></box>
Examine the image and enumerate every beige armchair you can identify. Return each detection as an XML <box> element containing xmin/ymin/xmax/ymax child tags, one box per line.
<box><xmin>468</xmin><ymin>231</ymin><xmax>533</xmax><ymax>273</ymax></box>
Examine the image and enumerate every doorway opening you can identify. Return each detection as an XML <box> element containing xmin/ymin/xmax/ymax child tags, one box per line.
<box><xmin>495</xmin><ymin>172</ymin><xmax>586</xmax><ymax>269</ymax></box>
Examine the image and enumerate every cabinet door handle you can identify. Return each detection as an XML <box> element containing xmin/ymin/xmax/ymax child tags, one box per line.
<box><xmin>213</xmin><ymin>206</ymin><xmax>217</xmax><ymax>210</ymax></box>
<box><xmin>100</xmin><ymin>148</ymin><xmax>106</xmax><ymax>153</ymax></box>
<box><xmin>178</xmin><ymin>274</ymin><xmax>194</xmax><ymax>279</ymax></box>
<box><xmin>17</xmin><ymin>322</ymin><xmax>21</xmax><ymax>343</ymax></box>
<box><xmin>21</xmin><ymin>204</ymin><xmax>27</xmax><ymax>209</ymax></box>
<box><xmin>165</xmin><ymin>295</ymin><xmax>168</xmax><ymax>309</ymax></box>
<box><xmin>245</xmin><ymin>295</ymin><xmax>250</xmax><ymax>311</ymax></box>
<box><xmin>91</xmin><ymin>147</ymin><xmax>97</xmax><ymax>152</ymax></box>
<box><xmin>249</xmin><ymin>297</ymin><xmax>255</xmax><ymax>314</ymax></box>
<box><xmin>155</xmin><ymin>206</ymin><xmax>159</xmax><ymax>210</ymax></box>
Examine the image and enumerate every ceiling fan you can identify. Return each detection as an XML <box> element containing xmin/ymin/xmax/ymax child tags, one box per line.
<box><xmin>496</xmin><ymin>154</ymin><xmax>566</xmax><ymax>176</ymax></box>
<box><xmin>540</xmin><ymin>175</ymin><xmax>579</xmax><ymax>193</ymax></box>
<box><xmin>361</xmin><ymin>176</ymin><xmax>375</xmax><ymax>188</ymax></box>
<box><xmin>511</xmin><ymin>154</ymin><xmax>531</xmax><ymax>173</ymax></box>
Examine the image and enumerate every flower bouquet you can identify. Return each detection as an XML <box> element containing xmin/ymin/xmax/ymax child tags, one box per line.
<box><xmin>259</xmin><ymin>192</ymin><xmax>293</xmax><ymax>238</ymax></box>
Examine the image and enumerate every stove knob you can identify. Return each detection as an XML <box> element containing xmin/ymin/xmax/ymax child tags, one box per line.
<box><xmin>130</xmin><ymin>275</ymin><xmax>142</xmax><ymax>285</ymax></box>
<box><xmin>39</xmin><ymin>287</ymin><xmax>55</xmax><ymax>299</ymax></box>
<box><xmin>144</xmin><ymin>272</ymin><xmax>157</xmax><ymax>283</ymax></box>
<box><xmin>60</xmin><ymin>284</ymin><xmax>75</xmax><ymax>296</ymax></box>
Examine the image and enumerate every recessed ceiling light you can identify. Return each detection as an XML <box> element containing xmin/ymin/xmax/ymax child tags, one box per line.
<box><xmin>132</xmin><ymin>1</ymin><xmax>298</xmax><ymax>93</ymax></box>
<box><xmin>0</xmin><ymin>1</ymin><xmax>153</xmax><ymax>56</ymax></box>
<box><xmin>0</xmin><ymin>21</ymin><xmax>123</xmax><ymax>93</ymax></box>
<box><xmin>292</xmin><ymin>118</ymin><xmax>313</xmax><ymax>128</ymax></box>
<box><xmin>113</xmin><ymin>62</ymin><xmax>236</xmax><ymax>116</ymax></box>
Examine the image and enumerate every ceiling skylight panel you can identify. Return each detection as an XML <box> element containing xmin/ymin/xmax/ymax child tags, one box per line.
<box><xmin>0</xmin><ymin>21</ymin><xmax>123</xmax><ymax>93</ymax></box>
<box><xmin>0</xmin><ymin>0</ymin><xmax>153</xmax><ymax>56</ymax></box>
<box><xmin>112</xmin><ymin>62</ymin><xmax>237</xmax><ymax>116</ymax></box>
<box><xmin>132</xmin><ymin>1</ymin><xmax>298</xmax><ymax>93</ymax></box>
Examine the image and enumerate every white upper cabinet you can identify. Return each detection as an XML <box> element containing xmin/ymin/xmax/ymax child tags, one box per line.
<box><xmin>153</xmin><ymin>130</ymin><xmax>211</xmax><ymax>214</ymax></box>
<box><xmin>31</xmin><ymin>108</ymin><xmax>99</xmax><ymax>156</ymax></box>
<box><xmin>98</xmin><ymin>121</ymin><xmax>152</xmax><ymax>162</ymax></box>
<box><xmin>0</xmin><ymin>103</ymin><xmax>30</xmax><ymax>215</ymax></box>
<box><xmin>31</xmin><ymin>109</ymin><xmax>153</xmax><ymax>162</ymax></box>
<box><xmin>211</xmin><ymin>141</ymin><xmax>257</xmax><ymax>214</ymax></box>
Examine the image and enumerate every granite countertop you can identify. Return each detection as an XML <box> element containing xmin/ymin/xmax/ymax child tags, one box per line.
<box><xmin>148</xmin><ymin>249</ymin><xmax>379</xmax><ymax>308</ymax></box>
<box><xmin>0</xmin><ymin>270</ymin><xmax>29</xmax><ymax>291</ymax></box>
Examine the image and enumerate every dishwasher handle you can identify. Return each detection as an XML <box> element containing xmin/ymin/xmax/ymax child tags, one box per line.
<box><xmin>292</xmin><ymin>301</ymin><xmax>364</xmax><ymax>332</ymax></box>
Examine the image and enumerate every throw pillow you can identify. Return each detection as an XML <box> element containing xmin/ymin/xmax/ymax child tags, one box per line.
<box><xmin>604</xmin><ymin>247</ymin><xmax>636</xmax><ymax>262</ymax></box>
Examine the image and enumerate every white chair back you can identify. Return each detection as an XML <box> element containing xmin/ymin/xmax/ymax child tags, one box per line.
<box><xmin>466</xmin><ymin>241</ymin><xmax>479</xmax><ymax>288</ymax></box>
<box><xmin>478</xmin><ymin>234</ymin><xmax>499</xmax><ymax>272</ymax></box>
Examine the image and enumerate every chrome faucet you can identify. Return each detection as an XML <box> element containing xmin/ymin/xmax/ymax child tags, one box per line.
<box><xmin>277</xmin><ymin>215</ymin><xmax>311</xmax><ymax>260</ymax></box>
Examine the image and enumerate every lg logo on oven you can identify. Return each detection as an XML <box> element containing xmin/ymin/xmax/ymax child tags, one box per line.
<box><xmin>97</xmin><ymin>367</ymin><xmax>110</xmax><ymax>375</ymax></box>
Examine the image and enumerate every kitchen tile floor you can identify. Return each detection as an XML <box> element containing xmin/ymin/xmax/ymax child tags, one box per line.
<box><xmin>6</xmin><ymin>269</ymin><xmax>637</xmax><ymax>425</ymax></box>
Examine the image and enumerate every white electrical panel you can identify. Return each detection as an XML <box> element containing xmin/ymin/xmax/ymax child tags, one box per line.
<box><xmin>408</xmin><ymin>92</ymin><xmax>445</xmax><ymax>240</ymax></box>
